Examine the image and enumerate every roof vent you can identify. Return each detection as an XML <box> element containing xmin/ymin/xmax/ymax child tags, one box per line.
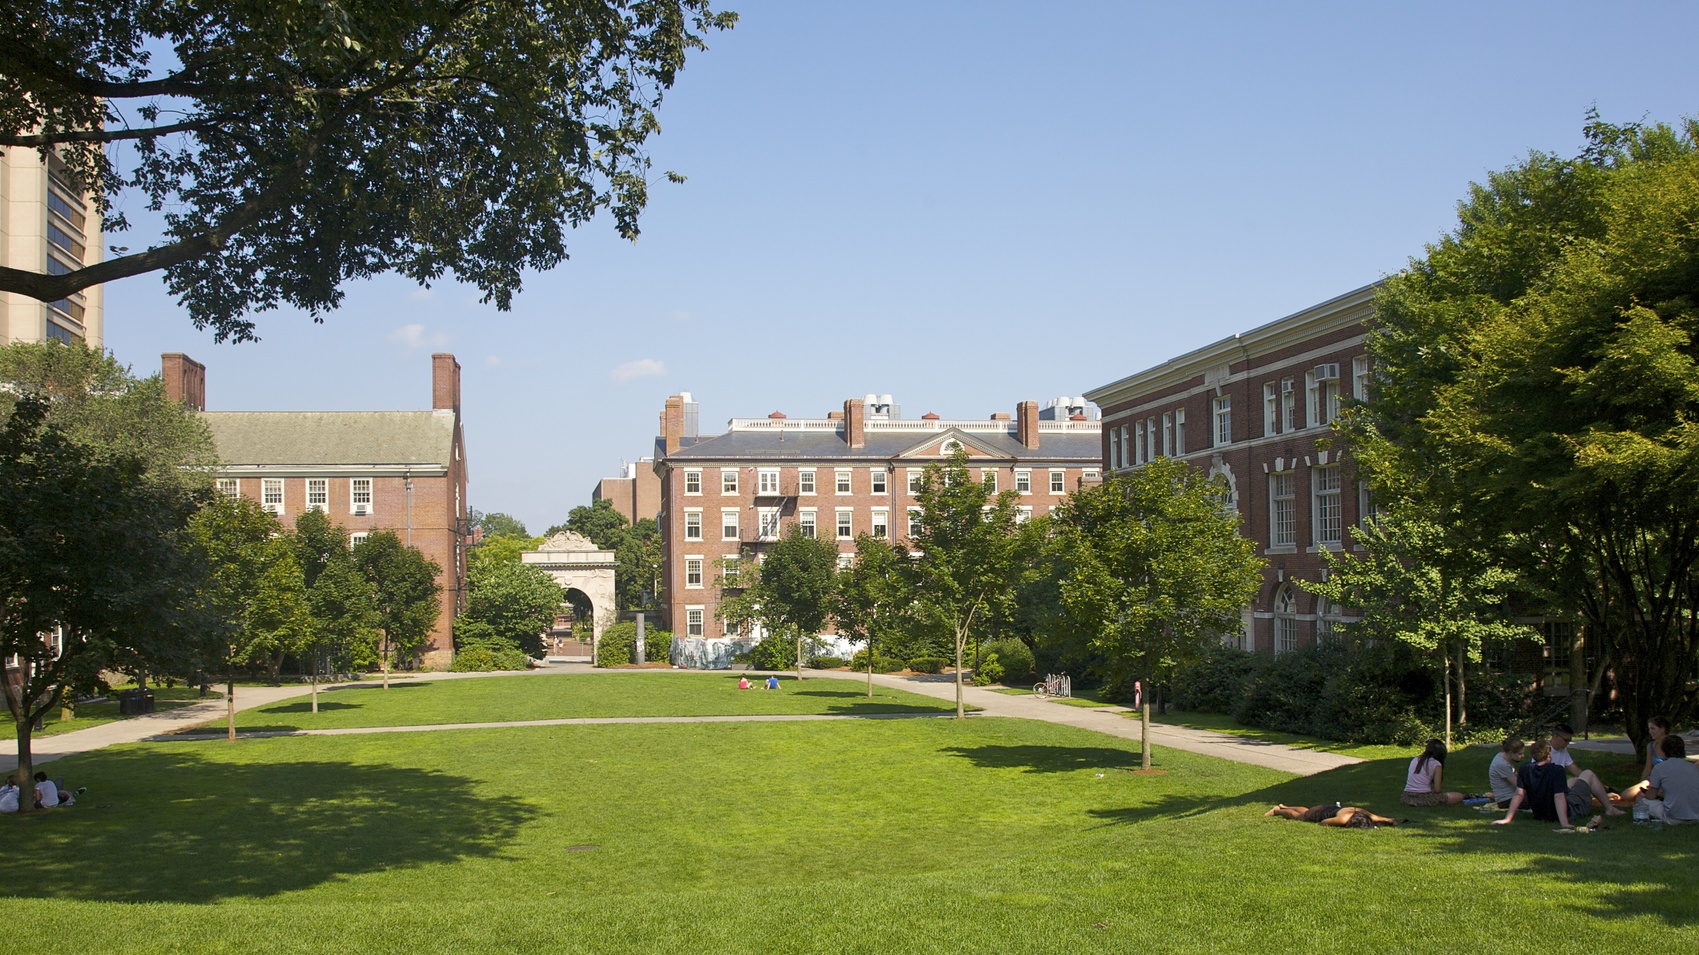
<box><xmin>922</xmin><ymin>412</ymin><xmax>940</xmax><ymax>420</ymax></box>
<box><xmin>769</xmin><ymin>411</ymin><xmax>786</xmax><ymax>419</ymax></box>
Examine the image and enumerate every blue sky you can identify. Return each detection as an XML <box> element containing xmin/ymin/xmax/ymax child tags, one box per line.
<box><xmin>105</xmin><ymin>2</ymin><xmax>1699</xmax><ymax>533</ymax></box>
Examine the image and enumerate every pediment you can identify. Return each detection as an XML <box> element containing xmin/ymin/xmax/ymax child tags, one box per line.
<box><xmin>893</xmin><ymin>428</ymin><xmax>1007</xmax><ymax>460</ymax></box>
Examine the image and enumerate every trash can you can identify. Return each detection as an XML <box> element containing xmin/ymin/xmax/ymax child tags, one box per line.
<box><xmin>140</xmin><ymin>689</ymin><xmax>155</xmax><ymax>714</ymax></box>
<box><xmin>118</xmin><ymin>689</ymin><xmax>141</xmax><ymax>715</ymax></box>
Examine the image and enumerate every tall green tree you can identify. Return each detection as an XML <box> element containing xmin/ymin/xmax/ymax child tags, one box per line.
<box><xmin>190</xmin><ymin>497</ymin><xmax>314</xmax><ymax>684</ymax></box>
<box><xmin>292</xmin><ymin>509</ymin><xmax>379</xmax><ymax>709</ymax></box>
<box><xmin>615</xmin><ymin>518</ymin><xmax>664</xmax><ymax>615</ymax></box>
<box><xmin>0</xmin><ymin>398</ymin><xmax>213</xmax><ymax>808</ymax></box>
<box><xmin>455</xmin><ymin>559</ymin><xmax>564</xmax><ymax>655</ymax></box>
<box><xmin>1349</xmin><ymin>114</ymin><xmax>1699</xmax><ymax>755</ymax></box>
<box><xmin>1</xmin><ymin>2</ymin><xmax>737</xmax><ymax>338</ymax></box>
<box><xmin>833</xmin><ymin>534</ymin><xmax>913</xmax><ymax>697</ymax></box>
<box><xmin>472</xmin><ymin>511</ymin><xmax>530</xmax><ymax>540</ymax></box>
<box><xmin>353</xmin><ymin>531</ymin><xmax>443</xmax><ymax>688</ymax></box>
<box><xmin>560</xmin><ymin>498</ymin><xmax>630</xmax><ymax>550</ymax></box>
<box><xmin>717</xmin><ymin>526</ymin><xmax>838</xmax><ymax>678</ymax></box>
<box><xmin>908</xmin><ymin>448</ymin><xmax>1024</xmax><ymax>718</ymax></box>
<box><xmin>1054</xmin><ymin>459</ymin><xmax>1262</xmax><ymax>707</ymax></box>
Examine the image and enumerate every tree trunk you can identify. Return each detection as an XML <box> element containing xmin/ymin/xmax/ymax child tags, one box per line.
<box><xmin>1442</xmin><ymin>653</ymin><xmax>1453</xmax><ymax>751</ymax></box>
<box><xmin>1456</xmin><ymin>642</ymin><xmax>1468</xmax><ymax>730</ymax></box>
<box><xmin>1140</xmin><ymin>700</ymin><xmax>1152</xmax><ymax>770</ymax></box>
<box><xmin>226</xmin><ymin>675</ymin><xmax>236</xmax><ymax>741</ymax></box>
<box><xmin>866</xmin><ymin>642</ymin><xmax>874</xmax><ymax>698</ymax></box>
<box><xmin>382</xmin><ymin>635</ymin><xmax>391</xmax><ymax>690</ymax></box>
<box><xmin>311</xmin><ymin>647</ymin><xmax>319</xmax><ymax>715</ymax></box>
<box><xmin>13</xmin><ymin>715</ymin><xmax>35</xmax><ymax>815</ymax></box>
<box><xmin>954</xmin><ymin>629</ymin><xmax>965</xmax><ymax>719</ymax></box>
<box><xmin>795</xmin><ymin>628</ymin><xmax>803</xmax><ymax>681</ymax></box>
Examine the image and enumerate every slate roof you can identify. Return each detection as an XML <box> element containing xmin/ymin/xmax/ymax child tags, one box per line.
<box><xmin>202</xmin><ymin>411</ymin><xmax>456</xmax><ymax>468</ymax></box>
<box><xmin>662</xmin><ymin>428</ymin><xmax>1100</xmax><ymax>463</ymax></box>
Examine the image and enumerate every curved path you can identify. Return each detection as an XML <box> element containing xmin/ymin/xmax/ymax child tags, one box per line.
<box><xmin>2</xmin><ymin>666</ymin><xmax>1359</xmax><ymax>776</ymax></box>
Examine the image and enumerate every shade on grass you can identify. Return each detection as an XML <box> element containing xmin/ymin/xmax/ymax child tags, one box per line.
<box><xmin>33</xmin><ymin>684</ymin><xmax>217</xmax><ymax>738</ymax></box>
<box><xmin>5</xmin><ymin>715</ymin><xmax>1697</xmax><ymax>954</ymax></box>
<box><xmin>228</xmin><ymin>672</ymin><xmax>965</xmax><ymax>731</ymax></box>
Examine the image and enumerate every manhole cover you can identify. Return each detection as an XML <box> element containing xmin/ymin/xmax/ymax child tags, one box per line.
<box><xmin>565</xmin><ymin>845</ymin><xmax>599</xmax><ymax>852</ymax></box>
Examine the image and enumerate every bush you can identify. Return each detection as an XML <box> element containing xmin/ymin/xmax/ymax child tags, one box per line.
<box><xmin>971</xmin><ymin>652</ymin><xmax>1004</xmax><ymax>686</ymax></box>
<box><xmin>984</xmin><ymin>639</ymin><xmax>1034</xmax><ymax>683</ymax></box>
<box><xmin>906</xmin><ymin>656</ymin><xmax>949</xmax><ymax>675</ymax></box>
<box><xmin>451</xmin><ymin>637</ymin><xmax>532</xmax><ymax>672</ymax></box>
<box><xmin>849</xmin><ymin>649</ymin><xmax>905</xmax><ymax>673</ymax></box>
<box><xmin>810</xmin><ymin>656</ymin><xmax>846</xmax><ymax>669</ymax></box>
<box><xmin>595</xmin><ymin>622</ymin><xmax>674</xmax><ymax>667</ymax></box>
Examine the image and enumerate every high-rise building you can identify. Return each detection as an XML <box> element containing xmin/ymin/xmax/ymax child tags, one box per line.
<box><xmin>0</xmin><ymin>147</ymin><xmax>103</xmax><ymax>345</ymax></box>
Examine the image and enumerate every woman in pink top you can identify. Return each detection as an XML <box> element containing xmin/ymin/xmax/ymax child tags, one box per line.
<box><xmin>1400</xmin><ymin>739</ymin><xmax>1464</xmax><ymax>808</ymax></box>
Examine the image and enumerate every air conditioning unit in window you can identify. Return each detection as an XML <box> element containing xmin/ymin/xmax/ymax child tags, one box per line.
<box><xmin>262</xmin><ymin>503</ymin><xmax>282</xmax><ymax>516</ymax></box>
<box><xmin>1314</xmin><ymin>363</ymin><xmax>1340</xmax><ymax>381</ymax></box>
<box><xmin>353</xmin><ymin>503</ymin><xmax>370</xmax><ymax>516</ymax></box>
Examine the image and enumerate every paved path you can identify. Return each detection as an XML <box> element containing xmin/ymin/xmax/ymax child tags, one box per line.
<box><xmin>2</xmin><ymin>665</ymin><xmax>1359</xmax><ymax>777</ymax></box>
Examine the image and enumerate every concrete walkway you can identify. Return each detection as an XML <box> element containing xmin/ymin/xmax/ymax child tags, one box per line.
<box><xmin>2</xmin><ymin>665</ymin><xmax>1360</xmax><ymax>777</ymax></box>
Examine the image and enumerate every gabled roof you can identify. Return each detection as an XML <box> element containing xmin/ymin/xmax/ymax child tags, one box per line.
<box><xmin>202</xmin><ymin>410</ymin><xmax>456</xmax><ymax>468</ymax></box>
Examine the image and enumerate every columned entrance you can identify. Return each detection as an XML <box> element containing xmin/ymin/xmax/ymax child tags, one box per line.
<box><xmin>522</xmin><ymin>531</ymin><xmax>617</xmax><ymax>661</ymax></box>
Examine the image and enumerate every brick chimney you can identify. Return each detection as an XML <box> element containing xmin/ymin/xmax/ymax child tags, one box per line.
<box><xmin>661</xmin><ymin>394</ymin><xmax>687</xmax><ymax>454</ymax></box>
<box><xmin>161</xmin><ymin>353</ymin><xmax>206</xmax><ymax>411</ymax></box>
<box><xmin>843</xmin><ymin>398</ymin><xmax>866</xmax><ymax>449</ymax></box>
<box><xmin>432</xmin><ymin>354</ymin><xmax>460</xmax><ymax>413</ymax></box>
<box><xmin>1016</xmin><ymin>400</ymin><xmax>1040</xmax><ymax>450</ymax></box>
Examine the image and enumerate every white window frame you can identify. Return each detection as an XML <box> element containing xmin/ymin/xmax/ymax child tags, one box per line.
<box><xmin>1269</xmin><ymin>470</ymin><xmax>1296</xmax><ymax>549</ymax></box>
<box><xmin>1274</xmin><ymin>586</ymin><xmax>1298</xmax><ymax>655</ymax></box>
<box><xmin>907</xmin><ymin>469</ymin><xmax>923</xmax><ymax>494</ymax></box>
<box><xmin>758</xmin><ymin>506</ymin><xmax>781</xmax><ymax>540</ymax></box>
<box><xmin>685</xmin><ymin>556</ymin><xmax>704</xmax><ymax>589</ymax></box>
<box><xmin>835</xmin><ymin>469</ymin><xmax>853</xmax><ymax>495</ymax></box>
<box><xmin>1016</xmin><ymin>470</ymin><xmax>1032</xmax><ymax>494</ymax></box>
<box><xmin>686</xmin><ymin>606</ymin><xmax>705</xmax><ymax>637</ymax></box>
<box><xmin>1352</xmin><ymin>356</ymin><xmax>1372</xmax><ymax>401</ymax></box>
<box><xmin>870</xmin><ymin>469</ymin><xmax>888</xmax><ymax>495</ymax></box>
<box><xmin>871</xmin><ymin>508</ymin><xmax>889</xmax><ymax>539</ymax></box>
<box><xmin>1016</xmin><ymin>505</ymin><xmax>1033</xmax><ymax>524</ymax></box>
<box><xmin>798</xmin><ymin>469</ymin><xmax>816</xmax><ymax>495</ymax></box>
<box><xmin>799</xmin><ymin>508</ymin><xmax>818</xmax><ymax>538</ymax></box>
<box><xmin>1109</xmin><ymin>428</ymin><xmax>1121</xmax><ymax>469</ymax></box>
<box><xmin>721</xmin><ymin>468</ymin><xmax>739</xmax><ymax>495</ymax></box>
<box><xmin>684</xmin><ymin>469</ymin><xmax>702</xmax><ymax>495</ymax></box>
<box><xmin>982</xmin><ymin>469</ymin><xmax>998</xmax><ymax>492</ymax></box>
<box><xmin>684</xmin><ymin>509</ymin><xmax>703</xmax><ymax>540</ymax></box>
<box><xmin>1281</xmin><ymin>378</ymin><xmax>1296</xmax><ymax>433</ymax></box>
<box><xmin>1133</xmin><ymin>420</ymin><xmax>1145</xmax><ymax>465</ymax></box>
<box><xmin>758</xmin><ymin>468</ymin><xmax>780</xmax><ymax>494</ymax></box>
<box><xmin>1312</xmin><ymin>464</ymin><xmax>1342</xmax><ymax>547</ymax></box>
<box><xmin>1146</xmin><ymin>417</ymin><xmax>1158</xmax><ymax>462</ymax></box>
<box><xmin>907</xmin><ymin>508</ymin><xmax>923</xmax><ymax>539</ymax></box>
<box><xmin>1162</xmin><ymin>413</ymin><xmax>1173</xmax><ymax>457</ymax></box>
<box><xmin>351</xmin><ymin>478</ymin><xmax>373</xmax><ymax>516</ymax></box>
<box><xmin>1174</xmin><ymin>408</ymin><xmax>1186</xmax><ymax>455</ymax></box>
<box><xmin>263</xmin><ymin>478</ymin><xmax>284</xmax><ymax>515</ymax></box>
<box><xmin>306</xmin><ymin>478</ymin><xmax>328</xmax><ymax>511</ymax></box>
<box><xmin>721</xmin><ymin>508</ymin><xmax>740</xmax><ymax>541</ymax></box>
<box><xmin>835</xmin><ymin>508</ymin><xmax>853</xmax><ymax>540</ymax></box>
<box><xmin>216</xmin><ymin>478</ymin><xmax>239</xmax><ymax>500</ymax></box>
<box><xmin>1307</xmin><ymin>369</ymin><xmax>1340</xmax><ymax>429</ymax></box>
<box><xmin>1049</xmin><ymin>470</ymin><xmax>1065</xmax><ymax>495</ymax></box>
<box><xmin>349</xmin><ymin>532</ymin><xmax>369</xmax><ymax>549</ymax></box>
<box><xmin>1212</xmin><ymin>396</ymin><xmax>1232</xmax><ymax>447</ymax></box>
<box><xmin>1263</xmin><ymin>382</ymin><xmax>1278</xmax><ymax>436</ymax></box>
<box><xmin>837</xmin><ymin>553</ymin><xmax>855</xmax><ymax>571</ymax></box>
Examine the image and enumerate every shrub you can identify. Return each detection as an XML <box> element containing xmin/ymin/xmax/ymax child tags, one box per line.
<box><xmin>849</xmin><ymin>649</ymin><xmax>905</xmax><ymax>673</ymax></box>
<box><xmin>451</xmin><ymin>637</ymin><xmax>532</xmax><ymax>672</ymax></box>
<box><xmin>595</xmin><ymin>622</ymin><xmax>674</xmax><ymax>667</ymax></box>
<box><xmin>984</xmin><ymin>639</ymin><xmax>1034</xmax><ymax>683</ymax></box>
<box><xmin>906</xmin><ymin>656</ymin><xmax>949</xmax><ymax>675</ymax></box>
<box><xmin>811</xmin><ymin>656</ymin><xmax>846</xmax><ymax>669</ymax></box>
<box><xmin>971</xmin><ymin>652</ymin><xmax>1003</xmax><ymax>686</ymax></box>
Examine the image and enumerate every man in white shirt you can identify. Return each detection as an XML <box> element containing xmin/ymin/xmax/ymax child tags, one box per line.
<box><xmin>1548</xmin><ymin>725</ymin><xmax>1623</xmax><ymax>817</ymax></box>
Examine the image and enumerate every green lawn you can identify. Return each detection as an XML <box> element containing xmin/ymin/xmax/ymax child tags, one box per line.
<box><xmin>33</xmin><ymin>684</ymin><xmax>221</xmax><ymax>738</ymax></box>
<box><xmin>7</xmin><ymin>699</ymin><xmax>1698</xmax><ymax>954</ymax></box>
<box><xmin>226</xmin><ymin>672</ymin><xmax>965</xmax><ymax>732</ymax></box>
<box><xmin>1150</xmin><ymin>708</ymin><xmax>1418</xmax><ymax>761</ymax></box>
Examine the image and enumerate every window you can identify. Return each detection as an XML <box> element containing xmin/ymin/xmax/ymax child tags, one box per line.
<box><xmin>722</xmin><ymin>469</ymin><xmax>739</xmax><ymax>494</ymax></box>
<box><xmin>686</xmin><ymin>607</ymin><xmax>704</xmax><ymax>637</ymax></box>
<box><xmin>799</xmin><ymin>509</ymin><xmax>817</xmax><ymax>538</ymax></box>
<box><xmin>870</xmin><ymin>470</ymin><xmax>887</xmax><ymax>494</ymax></box>
<box><xmin>1162</xmin><ymin>413</ymin><xmax>1173</xmax><ymax>457</ymax></box>
<box><xmin>1274</xmin><ymin>586</ymin><xmax>1298</xmax><ymax>655</ymax></box>
<box><xmin>836</xmin><ymin>509</ymin><xmax>853</xmax><ymax>539</ymax></box>
<box><xmin>1316</xmin><ymin>598</ymin><xmax>1341</xmax><ymax>646</ymax></box>
<box><xmin>799</xmin><ymin>469</ymin><xmax>816</xmax><ymax>495</ymax></box>
<box><xmin>1119</xmin><ymin>424</ymin><xmax>1130</xmax><ymax>463</ymax></box>
<box><xmin>907</xmin><ymin>470</ymin><xmax>923</xmax><ymax>494</ymax></box>
<box><xmin>1146</xmin><ymin>417</ymin><xmax>1158</xmax><ymax>461</ymax></box>
<box><xmin>1281</xmin><ymin>378</ymin><xmax>1296</xmax><ymax>433</ymax></box>
<box><xmin>307</xmin><ymin>479</ymin><xmax>328</xmax><ymax>511</ymax></box>
<box><xmin>871</xmin><ymin>509</ymin><xmax>889</xmax><ymax>539</ymax></box>
<box><xmin>1269</xmin><ymin>471</ymin><xmax>1295</xmax><ymax>548</ymax></box>
<box><xmin>684</xmin><ymin>510</ymin><xmax>703</xmax><ymax>540</ymax></box>
<box><xmin>1016</xmin><ymin>505</ymin><xmax>1033</xmax><ymax>524</ymax></box>
<box><xmin>721</xmin><ymin>509</ymin><xmax>740</xmax><ymax>540</ymax></box>
<box><xmin>349</xmin><ymin>532</ymin><xmax>369</xmax><ymax>549</ymax></box>
<box><xmin>1307</xmin><ymin>366</ymin><xmax>1340</xmax><ymax>428</ymax></box>
<box><xmin>837</xmin><ymin>553</ymin><xmax>855</xmax><ymax>571</ymax></box>
<box><xmin>1133</xmin><ymin>420</ymin><xmax>1145</xmax><ymax>465</ymax></box>
<box><xmin>907</xmin><ymin>508</ymin><xmax>923</xmax><ymax>539</ymax></box>
<box><xmin>758</xmin><ymin>507</ymin><xmax>781</xmax><ymax>540</ymax></box>
<box><xmin>758</xmin><ymin>468</ymin><xmax>780</xmax><ymax>494</ymax></box>
<box><xmin>835</xmin><ymin>470</ymin><xmax>852</xmax><ymax>494</ymax></box>
<box><xmin>1352</xmin><ymin>356</ymin><xmax>1371</xmax><ymax>401</ymax></box>
<box><xmin>1084</xmin><ymin>469</ymin><xmax>1099</xmax><ymax>482</ymax></box>
<box><xmin>1263</xmin><ymin>383</ymin><xmax>1278</xmax><ymax>436</ymax></box>
<box><xmin>1312</xmin><ymin>465</ymin><xmax>1342</xmax><ymax>546</ymax></box>
<box><xmin>262</xmin><ymin>478</ymin><xmax>284</xmax><ymax>515</ymax></box>
<box><xmin>1109</xmin><ymin>428</ymin><xmax>1121</xmax><ymax>469</ymax></box>
<box><xmin>1212</xmin><ymin>396</ymin><xmax>1232</xmax><ymax>447</ymax></box>
<box><xmin>720</xmin><ymin>556</ymin><xmax>740</xmax><ymax>586</ymax></box>
<box><xmin>685</xmin><ymin>470</ymin><xmax>702</xmax><ymax>495</ymax></box>
<box><xmin>1016</xmin><ymin>470</ymin><xmax>1032</xmax><ymax>494</ymax></box>
<box><xmin>1357</xmin><ymin>481</ymin><xmax>1378</xmax><ymax>531</ymax></box>
<box><xmin>982</xmin><ymin>469</ymin><xmax>998</xmax><ymax>492</ymax></box>
<box><xmin>1174</xmin><ymin>408</ymin><xmax>1186</xmax><ymax>455</ymax></box>
<box><xmin>351</xmin><ymin>478</ymin><xmax>372</xmax><ymax>515</ymax></box>
<box><xmin>1049</xmin><ymin>470</ymin><xmax>1065</xmax><ymax>494</ymax></box>
<box><xmin>685</xmin><ymin>558</ymin><xmax>704</xmax><ymax>588</ymax></box>
<box><xmin>216</xmin><ymin>478</ymin><xmax>238</xmax><ymax>500</ymax></box>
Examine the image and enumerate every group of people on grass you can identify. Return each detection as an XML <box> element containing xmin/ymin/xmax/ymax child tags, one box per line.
<box><xmin>736</xmin><ymin>675</ymin><xmax>781</xmax><ymax>690</ymax></box>
<box><xmin>1</xmin><ymin>772</ymin><xmax>84</xmax><ymax>812</ymax></box>
<box><xmin>1272</xmin><ymin>717</ymin><xmax>1698</xmax><ymax>831</ymax></box>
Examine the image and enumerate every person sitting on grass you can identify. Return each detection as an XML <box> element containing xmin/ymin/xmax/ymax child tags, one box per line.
<box><xmin>0</xmin><ymin>775</ymin><xmax>19</xmax><ymax>813</ymax></box>
<box><xmin>1401</xmin><ymin>739</ymin><xmax>1465</xmax><ymax>808</ymax></box>
<box><xmin>1631</xmin><ymin>733</ymin><xmax>1699</xmax><ymax>826</ymax></box>
<box><xmin>1265</xmin><ymin>804</ymin><xmax>1401</xmax><ymax>828</ymax></box>
<box><xmin>1613</xmin><ymin>716</ymin><xmax>1673</xmax><ymax>807</ymax></box>
<box><xmin>1493</xmin><ymin>740</ymin><xmax>1590</xmax><ymax>829</ymax></box>
<box><xmin>737</xmin><ymin>676</ymin><xmax>751</xmax><ymax>690</ymax></box>
<box><xmin>765</xmin><ymin>675</ymin><xmax>780</xmax><ymax>690</ymax></box>
<box><xmin>1546</xmin><ymin>725</ymin><xmax>1624</xmax><ymax>817</ymax></box>
<box><xmin>32</xmin><ymin>772</ymin><xmax>76</xmax><ymax>809</ymax></box>
<box><xmin>1489</xmin><ymin>738</ymin><xmax>1526</xmax><ymax>809</ymax></box>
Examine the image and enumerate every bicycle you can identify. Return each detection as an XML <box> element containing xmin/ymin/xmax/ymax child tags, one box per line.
<box><xmin>1033</xmin><ymin>674</ymin><xmax>1068</xmax><ymax>699</ymax></box>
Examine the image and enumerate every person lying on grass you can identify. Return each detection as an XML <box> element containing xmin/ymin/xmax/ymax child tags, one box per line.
<box><xmin>1628</xmin><ymin>733</ymin><xmax>1699</xmax><ymax>826</ymax></box>
<box><xmin>1492</xmin><ymin>740</ymin><xmax>1618</xmax><ymax>828</ymax></box>
<box><xmin>1265</xmin><ymin>804</ymin><xmax>1401</xmax><ymax>828</ymax></box>
<box><xmin>1489</xmin><ymin>738</ymin><xmax>1527</xmax><ymax>809</ymax></box>
<box><xmin>1612</xmin><ymin>716</ymin><xmax>1672</xmax><ymax>808</ymax></box>
<box><xmin>1401</xmin><ymin>739</ymin><xmax>1465</xmax><ymax>808</ymax></box>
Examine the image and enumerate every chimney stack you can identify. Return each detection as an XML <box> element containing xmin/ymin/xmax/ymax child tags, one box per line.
<box><xmin>161</xmin><ymin>353</ymin><xmax>206</xmax><ymax>411</ymax></box>
<box><xmin>432</xmin><ymin>354</ymin><xmax>460</xmax><ymax>413</ymax></box>
<box><xmin>844</xmin><ymin>398</ymin><xmax>866</xmax><ymax>449</ymax></box>
<box><xmin>1016</xmin><ymin>400</ymin><xmax>1040</xmax><ymax>450</ymax></box>
<box><xmin>661</xmin><ymin>394</ymin><xmax>686</xmax><ymax>454</ymax></box>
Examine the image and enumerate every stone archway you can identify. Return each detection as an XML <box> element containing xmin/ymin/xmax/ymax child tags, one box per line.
<box><xmin>521</xmin><ymin>531</ymin><xmax>617</xmax><ymax>660</ymax></box>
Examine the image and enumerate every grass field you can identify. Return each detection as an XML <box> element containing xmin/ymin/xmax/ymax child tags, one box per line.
<box><xmin>227</xmin><ymin>672</ymin><xmax>966</xmax><ymax>732</ymax></box>
<box><xmin>33</xmin><ymin>684</ymin><xmax>220</xmax><ymax>738</ymax></box>
<box><xmin>6</xmin><ymin>675</ymin><xmax>1696</xmax><ymax>954</ymax></box>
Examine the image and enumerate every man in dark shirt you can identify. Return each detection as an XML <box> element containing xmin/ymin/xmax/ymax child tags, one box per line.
<box><xmin>1492</xmin><ymin>740</ymin><xmax>1588</xmax><ymax>828</ymax></box>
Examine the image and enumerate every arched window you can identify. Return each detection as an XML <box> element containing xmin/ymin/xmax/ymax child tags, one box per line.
<box><xmin>1273</xmin><ymin>585</ymin><xmax>1298</xmax><ymax>655</ymax></box>
<box><xmin>1315</xmin><ymin>596</ymin><xmax>1342</xmax><ymax>646</ymax></box>
<box><xmin>1207</xmin><ymin>461</ymin><xmax>1239</xmax><ymax>514</ymax></box>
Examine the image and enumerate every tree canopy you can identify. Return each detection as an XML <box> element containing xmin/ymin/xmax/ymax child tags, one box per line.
<box><xmin>716</xmin><ymin>526</ymin><xmax>837</xmax><ymax>677</ymax></box>
<box><xmin>352</xmin><ymin>530</ymin><xmax>442</xmax><ymax>686</ymax></box>
<box><xmin>1349</xmin><ymin>113</ymin><xmax>1699</xmax><ymax>753</ymax></box>
<box><xmin>190</xmin><ymin>497</ymin><xmax>314</xmax><ymax>684</ymax></box>
<box><xmin>0</xmin><ymin>1</ymin><xmax>736</xmax><ymax>339</ymax></box>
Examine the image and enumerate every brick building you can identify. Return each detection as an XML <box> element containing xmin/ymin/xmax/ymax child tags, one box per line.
<box><xmin>653</xmin><ymin>392</ymin><xmax>1100</xmax><ymax>655</ymax></box>
<box><xmin>1</xmin><ymin>146</ymin><xmax>103</xmax><ymax>345</ymax></box>
<box><xmin>1084</xmin><ymin>285</ymin><xmax>1377</xmax><ymax>654</ymax></box>
<box><xmin>166</xmin><ymin>353</ymin><xmax>470</xmax><ymax>668</ymax></box>
<box><xmin>591</xmin><ymin>457</ymin><xmax>661</xmax><ymax>525</ymax></box>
